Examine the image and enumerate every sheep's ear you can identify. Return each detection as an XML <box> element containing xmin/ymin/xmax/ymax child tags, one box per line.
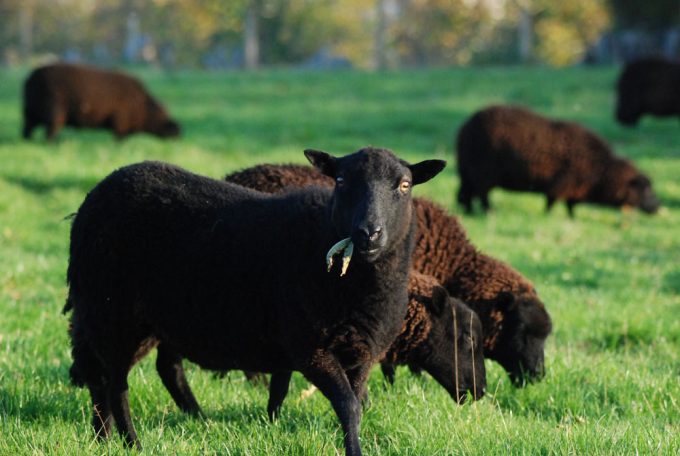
<box><xmin>304</xmin><ymin>149</ymin><xmax>337</xmax><ymax>177</ymax></box>
<box><xmin>497</xmin><ymin>291</ymin><xmax>517</xmax><ymax>310</ymax></box>
<box><xmin>429</xmin><ymin>285</ymin><xmax>449</xmax><ymax>317</ymax></box>
<box><xmin>409</xmin><ymin>160</ymin><xmax>447</xmax><ymax>186</ymax></box>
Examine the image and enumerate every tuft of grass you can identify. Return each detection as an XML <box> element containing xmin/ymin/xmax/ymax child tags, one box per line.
<box><xmin>1</xmin><ymin>66</ymin><xmax>679</xmax><ymax>455</ymax></box>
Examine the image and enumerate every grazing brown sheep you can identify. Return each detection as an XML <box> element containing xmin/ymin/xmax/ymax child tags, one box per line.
<box><xmin>456</xmin><ymin>105</ymin><xmax>660</xmax><ymax>217</ymax></box>
<box><xmin>261</xmin><ymin>272</ymin><xmax>486</xmax><ymax>420</ymax></box>
<box><xmin>616</xmin><ymin>57</ymin><xmax>680</xmax><ymax>126</ymax></box>
<box><xmin>225</xmin><ymin>163</ymin><xmax>552</xmax><ymax>385</ymax></box>
<box><xmin>23</xmin><ymin>63</ymin><xmax>180</xmax><ymax>140</ymax></box>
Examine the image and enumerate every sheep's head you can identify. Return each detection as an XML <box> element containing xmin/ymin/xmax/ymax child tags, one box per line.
<box><xmin>415</xmin><ymin>286</ymin><xmax>486</xmax><ymax>402</ymax></box>
<box><xmin>483</xmin><ymin>291</ymin><xmax>552</xmax><ymax>386</ymax></box>
<box><xmin>145</xmin><ymin>98</ymin><xmax>181</xmax><ymax>138</ymax></box>
<box><xmin>305</xmin><ymin>147</ymin><xmax>445</xmax><ymax>264</ymax></box>
<box><xmin>621</xmin><ymin>173</ymin><xmax>659</xmax><ymax>214</ymax></box>
<box><xmin>595</xmin><ymin>159</ymin><xmax>659</xmax><ymax>214</ymax></box>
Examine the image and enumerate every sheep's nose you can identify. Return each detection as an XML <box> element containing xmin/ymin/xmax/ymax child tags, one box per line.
<box><xmin>353</xmin><ymin>225</ymin><xmax>383</xmax><ymax>251</ymax></box>
<box><xmin>368</xmin><ymin>226</ymin><xmax>382</xmax><ymax>242</ymax></box>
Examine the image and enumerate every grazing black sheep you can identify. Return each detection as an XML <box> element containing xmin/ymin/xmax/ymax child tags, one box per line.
<box><xmin>616</xmin><ymin>57</ymin><xmax>680</xmax><ymax>126</ymax></box>
<box><xmin>64</xmin><ymin>147</ymin><xmax>445</xmax><ymax>455</ymax></box>
<box><xmin>224</xmin><ymin>163</ymin><xmax>552</xmax><ymax>385</ymax></box>
<box><xmin>23</xmin><ymin>63</ymin><xmax>180</xmax><ymax>140</ymax></box>
<box><xmin>456</xmin><ymin>105</ymin><xmax>660</xmax><ymax>217</ymax></box>
<box><xmin>157</xmin><ymin>271</ymin><xmax>486</xmax><ymax>420</ymax></box>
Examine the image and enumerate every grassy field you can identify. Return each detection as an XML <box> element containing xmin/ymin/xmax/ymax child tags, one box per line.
<box><xmin>0</xmin><ymin>65</ymin><xmax>679</xmax><ymax>455</ymax></box>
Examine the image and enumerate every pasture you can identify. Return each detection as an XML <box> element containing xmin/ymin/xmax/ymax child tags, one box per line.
<box><xmin>0</xmin><ymin>66</ymin><xmax>678</xmax><ymax>454</ymax></box>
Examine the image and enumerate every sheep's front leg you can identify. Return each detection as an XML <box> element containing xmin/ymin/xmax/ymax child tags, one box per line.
<box><xmin>156</xmin><ymin>344</ymin><xmax>202</xmax><ymax>415</ymax></box>
<box><xmin>304</xmin><ymin>353</ymin><xmax>363</xmax><ymax>456</ymax></box>
<box><xmin>346</xmin><ymin>363</ymin><xmax>372</xmax><ymax>406</ymax></box>
<box><xmin>267</xmin><ymin>371</ymin><xmax>292</xmax><ymax>421</ymax></box>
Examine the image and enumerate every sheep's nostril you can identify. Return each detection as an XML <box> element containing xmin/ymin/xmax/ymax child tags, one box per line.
<box><xmin>368</xmin><ymin>227</ymin><xmax>382</xmax><ymax>242</ymax></box>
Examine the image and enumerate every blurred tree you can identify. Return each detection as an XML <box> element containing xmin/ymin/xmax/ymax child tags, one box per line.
<box><xmin>502</xmin><ymin>0</ymin><xmax>611</xmax><ymax>66</ymax></box>
<box><xmin>392</xmin><ymin>0</ymin><xmax>495</xmax><ymax>66</ymax></box>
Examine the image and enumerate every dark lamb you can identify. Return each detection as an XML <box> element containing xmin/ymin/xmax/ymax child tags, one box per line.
<box><xmin>224</xmin><ymin>163</ymin><xmax>552</xmax><ymax>384</ymax></box>
<box><xmin>23</xmin><ymin>62</ymin><xmax>180</xmax><ymax>140</ymax></box>
<box><xmin>259</xmin><ymin>272</ymin><xmax>486</xmax><ymax>420</ymax></box>
<box><xmin>158</xmin><ymin>270</ymin><xmax>486</xmax><ymax>420</ymax></box>
<box><xmin>64</xmin><ymin>147</ymin><xmax>445</xmax><ymax>456</ymax></box>
<box><xmin>616</xmin><ymin>57</ymin><xmax>680</xmax><ymax>126</ymax></box>
<box><xmin>456</xmin><ymin>105</ymin><xmax>660</xmax><ymax>217</ymax></box>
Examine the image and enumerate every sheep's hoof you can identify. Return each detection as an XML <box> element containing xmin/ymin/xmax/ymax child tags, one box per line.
<box><xmin>326</xmin><ymin>238</ymin><xmax>354</xmax><ymax>276</ymax></box>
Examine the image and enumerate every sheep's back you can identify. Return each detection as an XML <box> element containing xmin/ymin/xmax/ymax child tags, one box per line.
<box><xmin>458</xmin><ymin>106</ymin><xmax>615</xmax><ymax>191</ymax></box>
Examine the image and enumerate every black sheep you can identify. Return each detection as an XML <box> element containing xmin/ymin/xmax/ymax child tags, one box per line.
<box><xmin>23</xmin><ymin>62</ymin><xmax>180</xmax><ymax>140</ymax></box>
<box><xmin>456</xmin><ymin>105</ymin><xmax>660</xmax><ymax>217</ymax></box>
<box><xmin>158</xmin><ymin>271</ymin><xmax>486</xmax><ymax>421</ymax></box>
<box><xmin>64</xmin><ymin>147</ymin><xmax>445</xmax><ymax>455</ymax></box>
<box><xmin>224</xmin><ymin>163</ymin><xmax>552</xmax><ymax>384</ymax></box>
<box><xmin>616</xmin><ymin>57</ymin><xmax>680</xmax><ymax>126</ymax></box>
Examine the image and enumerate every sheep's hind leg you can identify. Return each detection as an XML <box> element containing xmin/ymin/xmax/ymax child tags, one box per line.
<box><xmin>69</xmin><ymin>335</ymin><xmax>114</xmax><ymax>439</ymax></box>
<box><xmin>380</xmin><ymin>362</ymin><xmax>396</xmax><ymax>385</ymax></box>
<box><xmin>156</xmin><ymin>344</ymin><xmax>202</xmax><ymax>415</ymax></box>
<box><xmin>303</xmin><ymin>355</ymin><xmax>363</xmax><ymax>456</ymax></box>
<box><xmin>545</xmin><ymin>195</ymin><xmax>556</xmax><ymax>212</ymax></box>
<box><xmin>457</xmin><ymin>182</ymin><xmax>474</xmax><ymax>214</ymax></box>
<box><xmin>46</xmin><ymin>108</ymin><xmax>65</xmax><ymax>141</ymax></box>
<box><xmin>88</xmin><ymin>381</ymin><xmax>114</xmax><ymax>440</ymax></box>
<box><xmin>267</xmin><ymin>371</ymin><xmax>292</xmax><ymax>421</ymax></box>
<box><xmin>566</xmin><ymin>200</ymin><xmax>577</xmax><ymax>218</ymax></box>
<box><xmin>107</xmin><ymin>371</ymin><xmax>141</xmax><ymax>449</ymax></box>
<box><xmin>22</xmin><ymin>117</ymin><xmax>37</xmax><ymax>139</ymax></box>
<box><xmin>480</xmin><ymin>191</ymin><xmax>491</xmax><ymax>212</ymax></box>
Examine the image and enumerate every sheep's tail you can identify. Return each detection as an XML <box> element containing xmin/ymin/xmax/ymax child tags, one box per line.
<box><xmin>69</xmin><ymin>362</ymin><xmax>86</xmax><ymax>387</ymax></box>
<box><xmin>67</xmin><ymin>319</ymin><xmax>103</xmax><ymax>389</ymax></box>
<box><xmin>62</xmin><ymin>295</ymin><xmax>73</xmax><ymax>314</ymax></box>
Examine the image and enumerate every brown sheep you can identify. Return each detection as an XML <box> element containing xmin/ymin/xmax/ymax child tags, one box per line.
<box><xmin>455</xmin><ymin>105</ymin><xmax>659</xmax><ymax>217</ymax></box>
<box><xmin>261</xmin><ymin>272</ymin><xmax>486</xmax><ymax>420</ymax></box>
<box><xmin>23</xmin><ymin>62</ymin><xmax>180</xmax><ymax>140</ymax></box>
<box><xmin>616</xmin><ymin>57</ymin><xmax>680</xmax><ymax>126</ymax></box>
<box><xmin>225</xmin><ymin>163</ymin><xmax>552</xmax><ymax>385</ymax></box>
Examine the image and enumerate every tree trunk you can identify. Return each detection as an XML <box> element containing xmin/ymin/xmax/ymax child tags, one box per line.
<box><xmin>518</xmin><ymin>6</ymin><xmax>533</xmax><ymax>63</ymax></box>
<box><xmin>374</xmin><ymin>0</ymin><xmax>388</xmax><ymax>70</ymax></box>
<box><xmin>19</xmin><ymin>0</ymin><xmax>34</xmax><ymax>62</ymax></box>
<box><xmin>244</xmin><ymin>2</ymin><xmax>260</xmax><ymax>69</ymax></box>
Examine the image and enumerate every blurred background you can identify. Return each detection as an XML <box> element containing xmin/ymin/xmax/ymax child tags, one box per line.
<box><xmin>0</xmin><ymin>0</ymin><xmax>678</xmax><ymax>71</ymax></box>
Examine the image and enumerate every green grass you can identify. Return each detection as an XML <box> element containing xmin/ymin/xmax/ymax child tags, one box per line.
<box><xmin>1</xmin><ymin>65</ymin><xmax>679</xmax><ymax>455</ymax></box>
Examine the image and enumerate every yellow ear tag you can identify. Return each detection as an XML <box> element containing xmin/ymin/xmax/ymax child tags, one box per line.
<box><xmin>325</xmin><ymin>238</ymin><xmax>354</xmax><ymax>276</ymax></box>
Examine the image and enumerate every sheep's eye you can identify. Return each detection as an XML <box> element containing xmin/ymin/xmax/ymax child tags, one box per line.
<box><xmin>399</xmin><ymin>180</ymin><xmax>411</xmax><ymax>194</ymax></box>
<box><xmin>336</xmin><ymin>176</ymin><xmax>345</xmax><ymax>186</ymax></box>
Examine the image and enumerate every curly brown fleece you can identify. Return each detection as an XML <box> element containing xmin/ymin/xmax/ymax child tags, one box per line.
<box><xmin>224</xmin><ymin>163</ymin><xmax>553</xmax><ymax>383</ymax></box>
<box><xmin>382</xmin><ymin>272</ymin><xmax>434</xmax><ymax>365</ymax></box>
<box><xmin>455</xmin><ymin>105</ymin><xmax>659</xmax><ymax>217</ymax></box>
<box><xmin>411</xmin><ymin>198</ymin><xmax>537</xmax><ymax>349</ymax></box>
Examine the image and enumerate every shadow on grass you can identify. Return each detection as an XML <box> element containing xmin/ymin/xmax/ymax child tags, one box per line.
<box><xmin>659</xmin><ymin>197</ymin><xmax>680</xmax><ymax>210</ymax></box>
<box><xmin>0</xmin><ymin>363</ymin><xmax>321</xmax><ymax>439</ymax></box>
<box><xmin>1</xmin><ymin>174</ymin><xmax>99</xmax><ymax>196</ymax></box>
<box><xmin>664</xmin><ymin>270</ymin><xmax>680</xmax><ymax>294</ymax></box>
